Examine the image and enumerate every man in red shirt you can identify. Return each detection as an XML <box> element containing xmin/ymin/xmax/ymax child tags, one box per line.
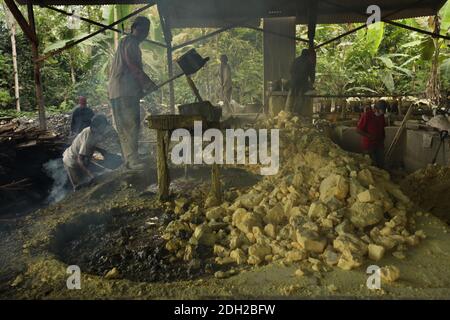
<box><xmin>357</xmin><ymin>101</ymin><xmax>387</xmax><ymax>168</ymax></box>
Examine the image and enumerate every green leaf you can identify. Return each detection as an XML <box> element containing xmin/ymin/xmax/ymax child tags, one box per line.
<box><xmin>440</xmin><ymin>0</ymin><xmax>450</xmax><ymax>33</ymax></box>
<box><xmin>380</xmin><ymin>71</ymin><xmax>395</xmax><ymax>92</ymax></box>
<box><xmin>420</xmin><ymin>37</ymin><xmax>435</xmax><ymax>60</ymax></box>
<box><xmin>377</xmin><ymin>56</ymin><xmax>394</xmax><ymax>68</ymax></box>
<box><xmin>440</xmin><ymin>57</ymin><xmax>450</xmax><ymax>79</ymax></box>
<box><xmin>366</xmin><ymin>22</ymin><xmax>384</xmax><ymax>55</ymax></box>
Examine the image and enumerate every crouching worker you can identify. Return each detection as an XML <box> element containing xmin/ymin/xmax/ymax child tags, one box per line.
<box><xmin>63</xmin><ymin>114</ymin><xmax>109</xmax><ymax>191</ymax></box>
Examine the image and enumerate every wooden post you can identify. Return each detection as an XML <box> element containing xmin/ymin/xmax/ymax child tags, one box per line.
<box><xmin>158</xmin><ymin>1</ymin><xmax>175</xmax><ymax>113</ymax></box>
<box><xmin>156</xmin><ymin>130</ymin><xmax>170</xmax><ymax>200</ymax></box>
<box><xmin>27</xmin><ymin>4</ymin><xmax>46</xmax><ymax>130</ymax></box>
<box><xmin>167</xmin><ymin>46</ymin><xmax>175</xmax><ymax>113</ymax></box>
<box><xmin>211</xmin><ymin>163</ymin><xmax>222</xmax><ymax>203</ymax></box>
<box><xmin>185</xmin><ymin>75</ymin><xmax>203</xmax><ymax>102</ymax></box>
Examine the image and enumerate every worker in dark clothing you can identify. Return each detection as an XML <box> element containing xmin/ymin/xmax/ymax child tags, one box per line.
<box><xmin>285</xmin><ymin>48</ymin><xmax>316</xmax><ymax>115</ymax></box>
<box><xmin>70</xmin><ymin>96</ymin><xmax>94</xmax><ymax>136</ymax></box>
<box><xmin>357</xmin><ymin>101</ymin><xmax>387</xmax><ymax>168</ymax></box>
<box><xmin>108</xmin><ymin>16</ymin><xmax>157</xmax><ymax>170</ymax></box>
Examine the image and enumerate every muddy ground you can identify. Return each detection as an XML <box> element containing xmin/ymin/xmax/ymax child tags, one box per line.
<box><xmin>1</xmin><ymin>165</ymin><xmax>450</xmax><ymax>299</ymax></box>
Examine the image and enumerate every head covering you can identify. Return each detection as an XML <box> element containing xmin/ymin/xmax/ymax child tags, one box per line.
<box><xmin>78</xmin><ymin>96</ymin><xmax>87</xmax><ymax>106</ymax></box>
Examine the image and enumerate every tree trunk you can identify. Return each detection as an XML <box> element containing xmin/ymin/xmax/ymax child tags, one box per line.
<box><xmin>3</xmin><ymin>4</ymin><xmax>20</xmax><ymax>112</ymax></box>
<box><xmin>69</xmin><ymin>54</ymin><xmax>76</xmax><ymax>85</ymax></box>
<box><xmin>114</xmin><ymin>6</ymin><xmax>119</xmax><ymax>50</ymax></box>
<box><xmin>426</xmin><ymin>15</ymin><xmax>441</xmax><ymax>107</ymax></box>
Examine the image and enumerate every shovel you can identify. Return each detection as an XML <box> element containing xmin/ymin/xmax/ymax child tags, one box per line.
<box><xmin>145</xmin><ymin>48</ymin><xmax>209</xmax><ymax>102</ymax></box>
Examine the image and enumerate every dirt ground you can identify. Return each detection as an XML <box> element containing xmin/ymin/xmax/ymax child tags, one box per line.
<box><xmin>1</xmin><ymin>165</ymin><xmax>450</xmax><ymax>300</ymax></box>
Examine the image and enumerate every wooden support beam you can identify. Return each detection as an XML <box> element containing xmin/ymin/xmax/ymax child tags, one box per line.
<box><xmin>42</xmin><ymin>5</ymin><xmax>167</xmax><ymax>49</ymax></box>
<box><xmin>211</xmin><ymin>163</ymin><xmax>222</xmax><ymax>203</ymax></box>
<box><xmin>315</xmin><ymin>24</ymin><xmax>366</xmax><ymax>49</ymax></box>
<box><xmin>27</xmin><ymin>3</ymin><xmax>46</xmax><ymax>130</ymax></box>
<box><xmin>158</xmin><ymin>1</ymin><xmax>175</xmax><ymax>113</ymax></box>
<box><xmin>3</xmin><ymin>0</ymin><xmax>37</xmax><ymax>44</ymax></box>
<box><xmin>173</xmin><ymin>26</ymin><xmax>233</xmax><ymax>51</ymax></box>
<box><xmin>156</xmin><ymin>130</ymin><xmax>170</xmax><ymax>200</ymax></box>
<box><xmin>384</xmin><ymin>20</ymin><xmax>450</xmax><ymax>41</ymax></box>
<box><xmin>36</xmin><ymin>3</ymin><xmax>154</xmax><ymax>63</ymax></box>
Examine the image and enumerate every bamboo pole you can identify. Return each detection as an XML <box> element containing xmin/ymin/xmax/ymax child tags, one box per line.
<box><xmin>385</xmin><ymin>103</ymin><xmax>414</xmax><ymax>162</ymax></box>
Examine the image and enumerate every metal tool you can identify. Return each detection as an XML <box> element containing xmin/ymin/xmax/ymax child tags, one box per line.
<box><xmin>147</xmin><ymin>48</ymin><xmax>209</xmax><ymax>102</ymax></box>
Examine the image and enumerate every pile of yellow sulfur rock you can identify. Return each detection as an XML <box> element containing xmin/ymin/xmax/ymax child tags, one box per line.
<box><xmin>162</xmin><ymin>111</ymin><xmax>424</xmax><ymax>272</ymax></box>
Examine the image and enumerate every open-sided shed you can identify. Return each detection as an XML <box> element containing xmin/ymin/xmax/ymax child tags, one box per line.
<box><xmin>4</xmin><ymin>0</ymin><xmax>449</xmax><ymax>129</ymax></box>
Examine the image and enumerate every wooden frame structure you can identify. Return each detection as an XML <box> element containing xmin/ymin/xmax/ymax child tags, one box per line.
<box><xmin>4</xmin><ymin>0</ymin><xmax>448</xmax><ymax>129</ymax></box>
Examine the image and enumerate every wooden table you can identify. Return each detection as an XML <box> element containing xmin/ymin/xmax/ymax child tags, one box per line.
<box><xmin>147</xmin><ymin>114</ymin><xmax>222</xmax><ymax>201</ymax></box>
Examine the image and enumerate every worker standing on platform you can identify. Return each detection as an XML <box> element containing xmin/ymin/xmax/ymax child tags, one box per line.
<box><xmin>357</xmin><ymin>101</ymin><xmax>387</xmax><ymax>168</ymax></box>
<box><xmin>285</xmin><ymin>48</ymin><xmax>316</xmax><ymax>115</ymax></box>
<box><xmin>220</xmin><ymin>54</ymin><xmax>233</xmax><ymax>115</ymax></box>
<box><xmin>108</xmin><ymin>16</ymin><xmax>157</xmax><ymax>170</ymax></box>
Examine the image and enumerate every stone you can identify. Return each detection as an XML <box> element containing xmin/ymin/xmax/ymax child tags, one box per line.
<box><xmin>230</xmin><ymin>248</ymin><xmax>247</xmax><ymax>265</ymax></box>
<box><xmin>264</xmin><ymin>224</ymin><xmax>277</xmax><ymax>239</ymax></box>
<box><xmin>213</xmin><ymin>244</ymin><xmax>227</xmax><ymax>257</ymax></box>
<box><xmin>322</xmin><ymin>246</ymin><xmax>340</xmax><ymax>266</ymax></box>
<box><xmin>296</xmin><ymin>229</ymin><xmax>327</xmax><ymax>253</ymax></box>
<box><xmin>232</xmin><ymin>208</ymin><xmax>262</xmax><ymax>234</ymax></box>
<box><xmin>206</xmin><ymin>206</ymin><xmax>226</xmax><ymax>221</ymax></box>
<box><xmin>392</xmin><ymin>251</ymin><xmax>406</xmax><ymax>259</ymax></box>
<box><xmin>248</xmin><ymin>243</ymin><xmax>272</xmax><ymax>260</ymax></box>
<box><xmin>105</xmin><ymin>267</ymin><xmax>120</xmax><ymax>280</ymax></box>
<box><xmin>335</xmin><ymin>219</ymin><xmax>354</xmax><ymax>235</ymax></box>
<box><xmin>236</xmin><ymin>192</ymin><xmax>264</xmax><ymax>210</ymax></box>
<box><xmin>247</xmin><ymin>255</ymin><xmax>263</xmax><ymax>265</ymax></box>
<box><xmin>184</xmin><ymin>245</ymin><xmax>195</xmax><ymax>261</ymax></box>
<box><xmin>349</xmin><ymin>179</ymin><xmax>366</xmax><ymax>198</ymax></box>
<box><xmin>174</xmin><ymin>197</ymin><xmax>188</xmax><ymax>209</ymax></box>
<box><xmin>319</xmin><ymin>174</ymin><xmax>349</xmax><ymax>202</ymax></box>
<box><xmin>229</xmin><ymin>230</ymin><xmax>250</xmax><ymax>249</ymax></box>
<box><xmin>264</xmin><ymin>204</ymin><xmax>286</xmax><ymax>225</ymax></box>
<box><xmin>214</xmin><ymin>271</ymin><xmax>228</xmax><ymax>279</ymax></box>
<box><xmin>368</xmin><ymin>244</ymin><xmax>385</xmax><ymax>261</ymax></box>
<box><xmin>10</xmin><ymin>274</ymin><xmax>23</xmax><ymax>287</ymax></box>
<box><xmin>333</xmin><ymin>234</ymin><xmax>368</xmax><ymax>256</ymax></box>
<box><xmin>193</xmin><ymin>224</ymin><xmax>216</xmax><ymax>246</ymax></box>
<box><xmin>380</xmin><ymin>265</ymin><xmax>400</xmax><ymax>283</ymax></box>
<box><xmin>308</xmin><ymin>202</ymin><xmax>328</xmax><ymax>220</ymax></box>
<box><xmin>357</xmin><ymin>188</ymin><xmax>382</xmax><ymax>203</ymax></box>
<box><xmin>357</xmin><ymin>169</ymin><xmax>374</xmax><ymax>187</ymax></box>
<box><xmin>337</xmin><ymin>251</ymin><xmax>362</xmax><ymax>270</ymax></box>
<box><xmin>285</xmin><ymin>250</ymin><xmax>306</xmax><ymax>262</ymax></box>
<box><xmin>348</xmin><ymin>202</ymin><xmax>384</xmax><ymax>228</ymax></box>
<box><xmin>294</xmin><ymin>268</ymin><xmax>305</xmax><ymax>277</ymax></box>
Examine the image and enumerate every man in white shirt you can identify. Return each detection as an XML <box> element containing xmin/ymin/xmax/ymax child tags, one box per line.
<box><xmin>63</xmin><ymin>114</ymin><xmax>109</xmax><ymax>190</ymax></box>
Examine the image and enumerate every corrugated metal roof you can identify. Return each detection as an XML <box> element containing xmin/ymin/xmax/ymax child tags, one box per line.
<box><xmin>164</xmin><ymin>0</ymin><xmax>447</xmax><ymax>27</ymax></box>
<box><xmin>17</xmin><ymin>0</ymin><xmax>447</xmax><ymax>27</ymax></box>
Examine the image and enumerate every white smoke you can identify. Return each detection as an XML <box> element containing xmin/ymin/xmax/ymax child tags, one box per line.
<box><xmin>43</xmin><ymin>159</ymin><xmax>69</xmax><ymax>203</ymax></box>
